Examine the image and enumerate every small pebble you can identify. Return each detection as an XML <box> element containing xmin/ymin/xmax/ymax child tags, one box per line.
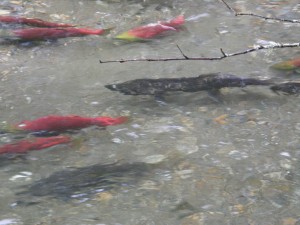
<box><xmin>94</xmin><ymin>192</ymin><xmax>113</xmax><ymax>202</ymax></box>
<box><xmin>295</xmin><ymin>123</ymin><xmax>300</xmax><ymax>131</ymax></box>
<box><xmin>126</xmin><ymin>132</ymin><xmax>139</xmax><ymax>138</ymax></box>
<box><xmin>9</xmin><ymin>171</ymin><xmax>32</xmax><ymax>181</ymax></box>
<box><xmin>280</xmin><ymin>152</ymin><xmax>291</xmax><ymax>157</ymax></box>
<box><xmin>228</xmin><ymin>150</ymin><xmax>248</xmax><ymax>160</ymax></box>
<box><xmin>257</xmin><ymin>121</ymin><xmax>268</xmax><ymax>125</ymax></box>
<box><xmin>90</xmin><ymin>101</ymin><xmax>99</xmax><ymax>106</ymax></box>
<box><xmin>198</xmin><ymin>107</ymin><xmax>208</xmax><ymax>112</ymax></box>
<box><xmin>279</xmin><ymin>159</ymin><xmax>292</xmax><ymax>169</ymax></box>
<box><xmin>131</xmin><ymin>123</ymin><xmax>141</xmax><ymax>129</ymax></box>
<box><xmin>246</xmin><ymin>121</ymin><xmax>257</xmax><ymax>126</ymax></box>
<box><xmin>25</xmin><ymin>96</ymin><xmax>31</xmax><ymax>104</ymax></box>
<box><xmin>176</xmin><ymin>169</ymin><xmax>193</xmax><ymax>179</ymax></box>
<box><xmin>143</xmin><ymin>154</ymin><xmax>166</xmax><ymax>164</ymax></box>
<box><xmin>236</xmin><ymin>110</ymin><xmax>248</xmax><ymax>116</ymax></box>
<box><xmin>0</xmin><ymin>219</ymin><xmax>19</xmax><ymax>225</ymax></box>
<box><xmin>111</xmin><ymin>138</ymin><xmax>123</xmax><ymax>144</ymax></box>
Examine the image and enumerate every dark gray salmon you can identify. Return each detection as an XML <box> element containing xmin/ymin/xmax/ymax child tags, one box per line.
<box><xmin>18</xmin><ymin>161</ymin><xmax>157</xmax><ymax>201</ymax></box>
<box><xmin>270</xmin><ymin>82</ymin><xmax>300</xmax><ymax>95</ymax></box>
<box><xmin>105</xmin><ymin>73</ymin><xmax>272</xmax><ymax>96</ymax></box>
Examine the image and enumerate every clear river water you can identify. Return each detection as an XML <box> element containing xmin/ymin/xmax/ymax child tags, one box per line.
<box><xmin>0</xmin><ymin>0</ymin><xmax>300</xmax><ymax>224</ymax></box>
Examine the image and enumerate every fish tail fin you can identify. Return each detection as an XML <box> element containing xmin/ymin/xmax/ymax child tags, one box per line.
<box><xmin>102</xmin><ymin>27</ymin><xmax>114</xmax><ymax>35</ymax></box>
<box><xmin>159</xmin><ymin>15</ymin><xmax>185</xmax><ymax>28</ymax></box>
<box><xmin>0</xmin><ymin>123</ymin><xmax>23</xmax><ymax>134</ymax></box>
<box><xmin>93</xmin><ymin>116</ymin><xmax>128</xmax><ymax>126</ymax></box>
<box><xmin>168</xmin><ymin>15</ymin><xmax>185</xmax><ymax>27</ymax></box>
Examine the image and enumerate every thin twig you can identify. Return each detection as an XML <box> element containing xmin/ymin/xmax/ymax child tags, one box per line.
<box><xmin>176</xmin><ymin>44</ymin><xmax>189</xmax><ymax>59</ymax></box>
<box><xmin>220</xmin><ymin>0</ymin><xmax>236</xmax><ymax>15</ymax></box>
<box><xmin>220</xmin><ymin>0</ymin><xmax>300</xmax><ymax>23</ymax></box>
<box><xmin>99</xmin><ymin>42</ymin><xmax>300</xmax><ymax>63</ymax></box>
<box><xmin>220</xmin><ymin>48</ymin><xmax>227</xmax><ymax>57</ymax></box>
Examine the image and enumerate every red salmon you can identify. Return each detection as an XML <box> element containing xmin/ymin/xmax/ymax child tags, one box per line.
<box><xmin>271</xmin><ymin>57</ymin><xmax>300</xmax><ymax>70</ymax></box>
<box><xmin>0</xmin><ymin>136</ymin><xmax>71</xmax><ymax>155</ymax></box>
<box><xmin>12</xmin><ymin>27</ymin><xmax>109</xmax><ymax>41</ymax></box>
<box><xmin>15</xmin><ymin>115</ymin><xmax>128</xmax><ymax>132</ymax></box>
<box><xmin>116</xmin><ymin>15</ymin><xmax>185</xmax><ymax>41</ymax></box>
<box><xmin>0</xmin><ymin>15</ymin><xmax>73</xmax><ymax>27</ymax></box>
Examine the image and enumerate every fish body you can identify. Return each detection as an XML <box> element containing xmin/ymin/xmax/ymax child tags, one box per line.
<box><xmin>270</xmin><ymin>82</ymin><xmax>300</xmax><ymax>95</ymax></box>
<box><xmin>106</xmin><ymin>77</ymin><xmax>202</xmax><ymax>96</ymax></box>
<box><xmin>12</xmin><ymin>27</ymin><xmax>107</xmax><ymax>41</ymax></box>
<box><xmin>0</xmin><ymin>15</ymin><xmax>73</xmax><ymax>27</ymax></box>
<box><xmin>105</xmin><ymin>73</ymin><xmax>272</xmax><ymax>96</ymax></box>
<box><xmin>271</xmin><ymin>58</ymin><xmax>300</xmax><ymax>70</ymax></box>
<box><xmin>15</xmin><ymin>115</ymin><xmax>128</xmax><ymax>132</ymax></box>
<box><xmin>194</xmin><ymin>73</ymin><xmax>272</xmax><ymax>90</ymax></box>
<box><xmin>0</xmin><ymin>136</ymin><xmax>71</xmax><ymax>155</ymax></box>
<box><xmin>115</xmin><ymin>15</ymin><xmax>184</xmax><ymax>41</ymax></box>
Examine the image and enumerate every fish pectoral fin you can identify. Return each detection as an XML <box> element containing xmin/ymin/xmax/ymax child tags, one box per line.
<box><xmin>154</xmin><ymin>94</ymin><xmax>166</xmax><ymax>101</ymax></box>
<box><xmin>206</xmin><ymin>89</ymin><xmax>224</xmax><ymax>103</ymax></box>
<box><xmin>207</xmin><ymin>89</ymin><xmax>221</xmax><ymax>96</ymax></box>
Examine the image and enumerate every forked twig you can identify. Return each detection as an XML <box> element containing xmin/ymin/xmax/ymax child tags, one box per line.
<box><xmin>220</xmin><ymin>0</ymin><xmax>300</xmax><ymax>23</ymax></box>
<box><xmin>99</xmin><ymin>42</ymin><xmax>300</xmax><ymax>63</ymax></box>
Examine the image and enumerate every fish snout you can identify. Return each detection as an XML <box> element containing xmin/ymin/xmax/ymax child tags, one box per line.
<box><xmin>105</xmin><ymin>84</ymin><xmax>118</xmax><ymax>91</ymax></box>
<box><xmin>105</xmin><ymin>84</ymin><xmax>133</xmax><ymax>95</ymax></box>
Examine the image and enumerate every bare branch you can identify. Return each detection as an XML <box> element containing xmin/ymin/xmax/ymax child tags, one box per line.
<box><xmin>99</xmin><ymin>42</ymin><xmax>300</xmax><ymax>64</ymax></box>
<box><xmin>220</xmin><ymin>0</ymin><xmax>300</xmax><ymax>23</ymax></box>
<box><xmin>236</xmin><ymin>13</ymin><xmax>300</xmax><ymax>23</ymax></box>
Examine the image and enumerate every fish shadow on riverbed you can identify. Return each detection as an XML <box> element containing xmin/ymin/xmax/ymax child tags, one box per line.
<box><xmin>0</xmin><ymin>37</ymin><xmax>62</xmax><ymax>47</ymax></box>
<box><xmin>160</xmin><ymin>87</ymin><xmax>274</xmax><ymax>104</ymax></box>
<box><xmin>0</xmin><ymin>154</ymin><xmax>30</xmax><ymax>168</ymax></box>
<box><xmin>16</xmin><ymin>160</ymin><xmax>161</xmax><ymax>203</ymax></box>
<box><xmin>105</xmin><ymin>87</ymin><xmax>284</xmax><ymax>109</ymax></box>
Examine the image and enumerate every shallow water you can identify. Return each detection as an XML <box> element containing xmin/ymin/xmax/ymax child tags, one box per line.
<box><xmin>0</xmin><ymin>0</ymin><xmax>300</xmax><ymax>224</ymax></box>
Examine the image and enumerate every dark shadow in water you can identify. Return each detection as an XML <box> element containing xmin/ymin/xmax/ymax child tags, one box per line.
<box><xmin>0</xmin><ymin>154</ymin><xmax>29</xmax><ymax>168</ymax></box>
<box><xmin>0</xmin><ymin>37</ymin><xmax>61</xmax><ymax>47</ymax></box>
<box><xmin>17</xmin><ymin>161</ymin><xmax>159</xmax><ymax>202</ymax></box>
<box><xmin>101</xmin><ymin>0</ymin><xmax>175</xmax><ymax>14</ymax></box>
<box><xmin>103</xmin><ymin>87</ymin><xmax>288</xmax><ymax>109</ymax></box>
